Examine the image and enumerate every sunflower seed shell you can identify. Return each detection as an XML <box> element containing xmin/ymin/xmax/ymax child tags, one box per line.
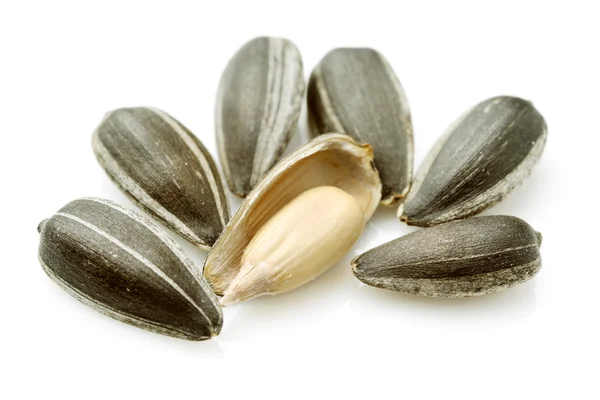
<box><xmin>216</xmin><ymin>36</ymin><xmax>305</xmax><ymax>197</ymax></box>
<box><xmin>37</xmin><ymin>198</ymin><xmax>223</xmax><ymax>341</ymax></box>
<box><xmin>352</xmin><ymin>215</ymin><xmax>542</xmax><ymax>297</ymax></box>
<box><xmin>307</xmin><ymin>47</ymin><xmax>413</xmax><ymax>205</ymax></box>
<box><xmin>93</xmin><ymin>107</ymin><xmax>230</xmax><ymax>249</ymax></box>
<box><xmin>399</xmin><ymin>96</ymin><xmax>547</xmax><ymax>226</ymax></box>
<box><xmin>204</xmin><ymin>133</ymin><xmax>382</xmax><ymax>296</ymax></box>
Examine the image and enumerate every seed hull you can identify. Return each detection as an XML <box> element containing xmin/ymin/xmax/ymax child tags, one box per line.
<box><xmin>352</xmin><ymin>215</ymin><xmax>542</xmax><ymax>297</ymax></box>
<box><xmin>204</xmin><ymin>134</ymin><xmax>382</xmax><ymax>295</ymax></box>
<box><xmin>307</xmin><ymin>47</ymin><xmax>413</xmax><ymax>205</ymax></box>
<box><xmin>38</xmin><ymin>198</ymin><xmax>223</xmax><ymax>340</ymax></box>
<box><xmin>399</xmin><ymin>96</ymin><xmax>547</xmax><ymax>226</ymax></box>
<box><xmin>216</xmin><ymin>36</ymin><xmax>305</xmax><ymax>197</ymax></box>
<box><xmin>93</xmin><ymin>107</ymin><xmax>230</xmax><ymax>249</ymax></box>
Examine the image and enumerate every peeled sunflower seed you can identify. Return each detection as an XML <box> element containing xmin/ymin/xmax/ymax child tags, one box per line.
<box><xmin>221</xmin><ymin>186</ymin><xmax>364</xmax><ymax>305</ymax></box>
<box><xmin>216</xmin><ymin>36</ymin><xmax>305</xmax><ymax>197</ymax></box>
<box><xmin>93</xmin><ymin>107</ymin><xmax>230</xmax><ymax>249</ymax></box>
<box><xmin>204</xmin><ymin>133</ymin><xmax>382</xmax><ymax>297</ymax></box>
<box><xmin>307</xmin><ymin>47</ymin><xmax>413</xmax><ymax>205</ymax></box>
<box><xmin>399</xmin><ymin>96</ymin><xmax>547</xmax><ymax>226</ymax></box>
<box><xmin>37</xmin><ymin>198</ymin><xmax>222</xmax><ymax>341</ymax></box>
<box><xmin>352</xmin><ymin>215</ymin><xmax>542</xmax><ymax>297</ymax></box>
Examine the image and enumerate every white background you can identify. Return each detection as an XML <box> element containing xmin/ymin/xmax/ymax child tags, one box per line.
<box><xmin>1</xmin><ymin>1</ymin><xmax>598</xmax><ymax>398</ymax></box>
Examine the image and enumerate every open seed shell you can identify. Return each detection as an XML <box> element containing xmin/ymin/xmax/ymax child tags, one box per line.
<box><xmin>399</xmin><ymin>96</ymin><xmax>547</xmax><ymax>226</ymax></box>
<box><xmin>216</xmin><ymin>36</ymin><xmax>305</xmax><ymax>197</ymax></box>
<box><xmin>307</xmin><ymin>47</ymin><xmax>413</xmax><ymax>205</ymax></box>
<box><xmin>352</xmin><ymin>215</ymin><xmax>542</xmax><ymax>297</ymax></box>
<box><xmin>203</xmin><ymin>133</ymin><xmax>382</xmax><ymax>295</ymax></box>
<box><xmin>93</xmin><ymin>107</ymin><xmax>230</xmax><ymax>249</ymax></box>
<box><xmin>38</xmin><ymin>198</ymin><xmax>222</xmax><ymax>341</ymax></box>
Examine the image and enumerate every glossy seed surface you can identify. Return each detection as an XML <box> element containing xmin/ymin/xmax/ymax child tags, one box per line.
<box><xmin>399</xmin><ymin>96</ymin><xmax>547</xmax><ymax>226</ymax></box>
<box><xmin>352</xmin><ymin>215</ymin><xmax>542</xmax><ymax>297</ymax></box>
<box><xmin>307</xmin><ymin>47</ymin><xmax>413</xmax><ymax>205</ymax></box>
<box><xmin>93</xmin><ymin>107</ymin><xmax>230</xmax><ymax>249</ymax></box>
<box><xmin>216</xmin><ymin>36</ymin><xmax>305</xmax><ymax>197</ymax></box>
<box><xmin>38</xmin><ymin>198</ymin><xmax>223</xmax><ymax>341</ymax></box>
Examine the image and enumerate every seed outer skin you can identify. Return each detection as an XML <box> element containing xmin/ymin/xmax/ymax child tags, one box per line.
<box><xmin>399</xmin><ymin>96</ymin><xmax>547</xmax><ymax>226</ymax></box>
<box><xmin>216</xmin><ymin>36</ymin><xmax>305</xmax><ymax>197</ymax></box>
<box><xmin>307</xmin><ymin>47</ymin><xmax>413</xmax><ymax>206</ymax></box>
<box><xmin>92</xmin><ymin>107</ymin><xmax>230</xmax><ymax>249</ymax></box>
<box><xmin>352</xmin><ymin>215</ymin><xmax>542</xmax><ymax>297</ymax></box>
<box><xmin>38</xmin><ymin>198</ymin><xmax>223</xmax><ymax>341</ymax></box>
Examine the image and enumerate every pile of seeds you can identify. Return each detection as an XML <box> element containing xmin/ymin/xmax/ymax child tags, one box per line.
<box><xmin>37</xmin><ymin>36</ymin><xmax>547</xmax><ymax>341</ymax></box>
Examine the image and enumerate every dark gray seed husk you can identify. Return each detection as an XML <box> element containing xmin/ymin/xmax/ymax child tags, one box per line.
<box><xmin>216</xmin><ymin>36</ymin><xmax>305</xmax><ymax>197</ymax></box>
<box><xmin>93</xmin><ymin>107</ymin><xmax>230</xmax><ymax>249</ymax></box>
<box><xmin>307</xmin><ymin>47</ymin><xmax>413</xmax><ymax>205</ymax></box>
<box><xmin>399</xmin><ymin>96</ymin><xmax>547</xmax><ymax>226</ymax></box>
<box><xmin>37</xmin><ymin>198</ymin><xmax>223</xmax><ymax>341</ymax></box>
<box><xmin>352</xmin><ymin>215</ymin><xmax>542</xmax><ymax>297</ymax></box>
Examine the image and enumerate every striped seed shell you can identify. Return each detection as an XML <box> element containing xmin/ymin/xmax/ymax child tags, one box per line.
<box><xmin>93</xmin><ymin>107</ymin><xmax>230</xmax><ymax>249</ymax></box>
<box><xmin>352</xmin><ymin>215</ymin><xmax>542</xmax><ymax>297</ymax></box>
<box><xmin>307</xmin><ymin>47</ymin><xmax>413</xmax><ymax>205</ymax></box>
<box><xmin>204</xmin><ymin>133</ymin><xmax>382</xmax><ymax>296</ymax></box>
<box><xmin>399</xmin><ymin>96</ymin><xmax>547</xmax><ymax>226</ymax></box>
<box><xmin>37</xmin><ymin>198</ymin><xmax>222</xmax><ymax>341</ymax></box>
<box><xmin>216</xmin><ymin>36</ymin><xmax>305</xmax><ymax>197</ymax></box>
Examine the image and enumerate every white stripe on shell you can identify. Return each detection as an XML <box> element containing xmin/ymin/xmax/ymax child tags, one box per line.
<box><xmin>374</xmin><ymin>243</ymin><xmax>539</xmax><ymax>270</ymax></box>
<box><xmin>251</xmin><ymin>38</ymin><xmax>304</xmax><ymax>187</ymax></box>
<box><xmin>313</xmin><ymin>63</ymin><xmax>345</xmax><ymax>133</ymax></box>
<box><xmin>251</xmin><ymin>38</ymin><xmax>280</xmax><ymax>186</ymax></box>
<box><xmin>215</xmin><ymin>63</ymin><xmax>234</xmax><ymax>192</ymax></box>
<box><xmin>377</xmin><ymin>51</ymin><xmax>413</xmax><ymax>197</ymax></box>
<box><xmin>55</xmin><ymin>211</ymin><xmax>214</xmax><ymax>329</ymax></box>
<box><xmin>148</xmin><ymin>108</ymin><xmax>227</xmax><ymax>227</ymax></box>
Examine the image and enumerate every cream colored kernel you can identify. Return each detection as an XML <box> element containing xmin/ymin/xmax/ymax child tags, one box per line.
<box><xmin>221</xmin><ymin>186</ymin><xmax>364</xmax><ymax>305</ymax></box>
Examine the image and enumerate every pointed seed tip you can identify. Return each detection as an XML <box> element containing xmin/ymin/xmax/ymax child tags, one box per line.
<box><xmin>197</xmin><ymin>243</ymin><xmax>213</xmax><ymax>251</ymax></box>
<box><xmin>219</xmin><ymin>291</ymin><xmax>239</xmax><ymax>307</ymax></box>
<box><xmin>194</xmin><ymin>236</ymin><xmax>215</xmax><ymax>251</ymax></box>
<box><xmin>397</xmin><ymin>206</ymin><xmax>410</xmax><ymax>224</ymax></box>
<box><xmin>381</xmin><ymin>192</ymin><xmax>404</xmax><ymax>206</ymax></box>
<box><xmin>209</xmin><ymin>323</ymin><xmax>222</xmax><ymax>337</ymax></box>
<box><xmin>396</xmin><ymin>203</ymin><xmax>404</xmax><ymax>216</ymax></box>
<box><xmin>231</xmin><ymin>189</ymin><xmax>249</xmax><ymax>198</ymax></box>
<box><xmin>37</xmin><ymin>219</ymin><xmax>48</xmax><ymax>234</ymax></box>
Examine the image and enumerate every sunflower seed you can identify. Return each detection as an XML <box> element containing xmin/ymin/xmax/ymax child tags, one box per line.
<box><xmin>352</xmin><ymin>215</ymin><xmax>542</xmax><ymax>297</ymax></box>
<box><xmin>307</xmin><ymin>47</ymin><xmax>413</xmax><ymax>205</ymax></box>
<box><xmin>216</xmin><ymin>36</ymin><xmax>305</xmax><ymax>197</ymax></box>
<box><xmin>399</xmin><ymin>96</ymin><xmax>547</xmax><ymax>226</ymax></box>
<box><xmin>220</xmin><ymin>186</ymin><xmax>365</xmax><ymax>306</ymax></box>
<box><xmin>37</xmin><ymin>198</ymin><xmax>223</xmax><ymax>341</ymax></box>
<box><xmin>93</xmin><ymin>107</ymin><xmax>230</xmax><ymax>249</ymax></box>
<box><xmin>203</xmin><ymin>133</ymin><xmax>381</xmax><ymax>296</ymax></box>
